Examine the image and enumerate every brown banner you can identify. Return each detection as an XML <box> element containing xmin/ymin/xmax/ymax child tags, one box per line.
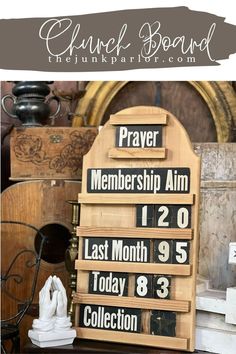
<box><xmin>0</xmin><ymin>7</ymin><xmax>236</xmax><ymax>71</ymax></box>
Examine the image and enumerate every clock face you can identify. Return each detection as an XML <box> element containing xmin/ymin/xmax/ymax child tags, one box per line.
<box><xmin>102</xmin><ymin>81</ymin><xmax>217</xmax><ymax>142</ymax></box>
<box><xmin>72</xmin><ymin>81</ymin><xmax>235</xmax><ymax>143</ymax></box>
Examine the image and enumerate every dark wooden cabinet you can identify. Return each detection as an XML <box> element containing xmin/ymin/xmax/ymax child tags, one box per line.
<box><xmin>23</xmin><ymin>339</ymin><xmax>212</xmax><ymax>354</ymax></box>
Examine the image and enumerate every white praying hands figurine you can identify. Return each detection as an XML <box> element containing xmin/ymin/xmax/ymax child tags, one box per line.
<box><xmin>28</xmin><ymin>275</ymin><xmax>76</xmax><ymax>347</ymax></box>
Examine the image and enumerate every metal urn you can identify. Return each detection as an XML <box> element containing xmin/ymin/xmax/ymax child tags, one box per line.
<box><xmin>1</xmin><ymin>81</ymin><xmax>61</xmax><ymax>126</ymax></box>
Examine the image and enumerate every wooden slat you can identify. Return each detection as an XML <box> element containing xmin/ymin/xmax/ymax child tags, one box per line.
<box><xmin>78</xmin><ymin>193</ymin><xmax>194</xmax><ymax>205</ymax></box>
<box><xmin>75</xmin><ymin>260</ymin><xmax>191</xmax><ymax>276</ymax></box>
<box><xmin>77</xmin><ymin>226</ymin><xmax>193</xmax><ymax>239</ymax></box>
<box><xmin>108</xmin><ymin>148</ymin><xmax>166</xmax><ymax>159</ymax></box>
<box><xmin>110</xmin><ymin>114</ymin><xmax>167</xmax><ymax>125</ymax></box>
<box><xmin>73</xmin><ymin>294</ymin><xmax>190</xmax><ymax>312</ymax></box>
<box><xmin>76</xmin><ymin>328</ymin><xmax>188</xmax><ymax>350</ymax></box>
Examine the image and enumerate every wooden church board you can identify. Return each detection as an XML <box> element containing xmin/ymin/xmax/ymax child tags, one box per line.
<box><xmin>74</xmin><ymin>106</ymin><xmax>200</xmax><ymax>352</ymax></box>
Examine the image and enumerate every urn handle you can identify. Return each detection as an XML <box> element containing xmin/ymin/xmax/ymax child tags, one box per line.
<box><xmin>46</xmin><ymin>95</ymin><xmax>61</xmax><ymax>121</ymax></box>
<box><xmin>1</xmin><ymin>94</ymin><xmax>17</xmax><ymax>118</ymax></box>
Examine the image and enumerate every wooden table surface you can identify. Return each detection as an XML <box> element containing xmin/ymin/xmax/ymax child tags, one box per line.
<box><xmin>23</xmin><ymin>339</ymin><xmax>212</xmax><ymax>354</ymax></box>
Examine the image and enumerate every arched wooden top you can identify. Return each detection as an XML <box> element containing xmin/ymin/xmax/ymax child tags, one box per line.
<box><xmin>81</xmin><ymin>106</ymin><xmax>200</xmax><ymax>196</ymax></box>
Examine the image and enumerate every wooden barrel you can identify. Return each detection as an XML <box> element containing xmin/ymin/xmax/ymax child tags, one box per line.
<box><xmin>1</xmin><ymin>179</ymin><xmax>81</xmax><ymax>348</ymax></box>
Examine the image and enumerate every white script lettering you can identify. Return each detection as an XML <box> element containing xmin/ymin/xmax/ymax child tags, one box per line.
<box><xmin>39</xmin><ymin>18</ymin><xmax>131</xmax><ymax>57</ymax></box>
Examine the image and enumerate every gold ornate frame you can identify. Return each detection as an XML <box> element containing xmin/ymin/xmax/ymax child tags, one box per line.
<box><xmin>72</xmin><ymin>81</ymin><xmax>236</xmax><ymax>142</ymax></box>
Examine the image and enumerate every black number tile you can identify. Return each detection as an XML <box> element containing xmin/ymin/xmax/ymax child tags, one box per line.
<box><xmin>150</xmin><ymin>310</ymin><xmax>176</xmax><ymax>337</ymax></box>
<box><xmin>153</xmin><ymin>275</ymin><xmax>171</xmax><ymax>299</ymax></box>
<box><xmin>172</xmin><ymin>240</ymin><xmax>190</xmax><ymax>264</ymax></box>
<box><xmin>134</xmin><ymin>274</ymin><xmax>153</xmax><ymax>298</ymax></box>
<box><xmin>136</xmin><ymin>205</ymin><xmax>155</xmax><ymax>227</ymax></box>
<box><xmin>153</xmin><ymin>239</ymin><xmax>173</xmax><ymax>263</ymax></box>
